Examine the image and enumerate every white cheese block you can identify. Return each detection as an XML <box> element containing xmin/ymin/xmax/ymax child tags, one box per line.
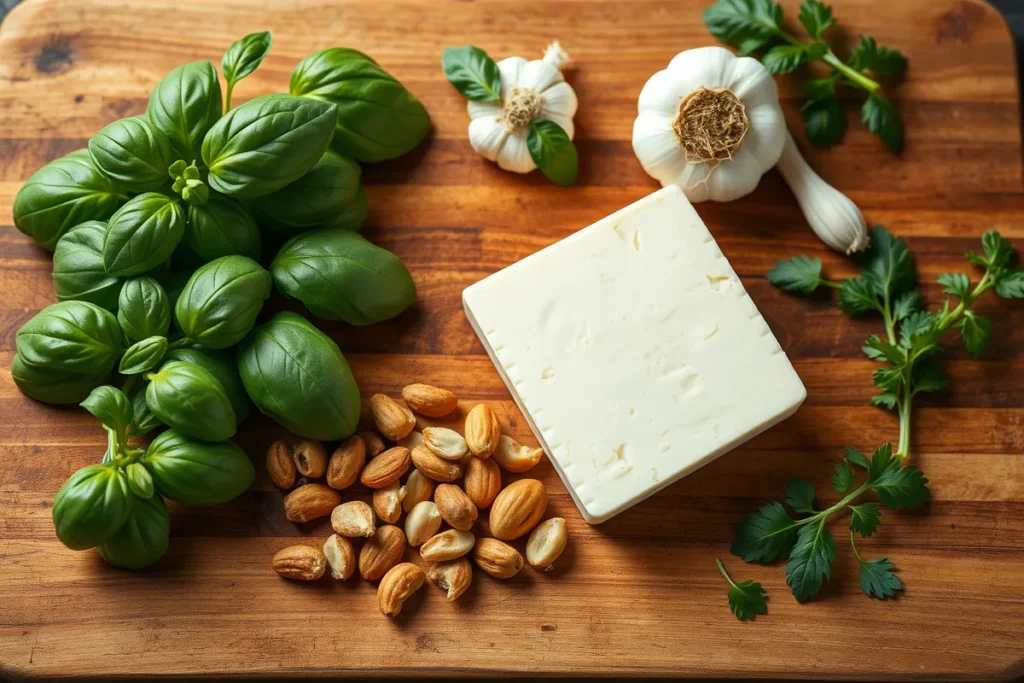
<box><xmin>462</xmin><ymin>186</ymin><xmax>806</xmax><ymax>524</ymax></box>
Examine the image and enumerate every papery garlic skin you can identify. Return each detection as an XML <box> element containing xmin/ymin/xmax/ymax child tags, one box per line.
<box><xmin>467</xmin><ymin>49</ymin><xmax>578</xmax><ymax>174</ymax></box>
<box><xmin>632</xmin><ymin>46</ymin><xmax>786</xmax><ymax>202</ymax></box>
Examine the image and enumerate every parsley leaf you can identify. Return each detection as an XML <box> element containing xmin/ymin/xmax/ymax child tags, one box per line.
<box><xmin>839</xmin><ymin>277</ymin><xmax>880</xmax><ymax>315</ymax></box>
<box><xmin>873</xmin><ymin>461</ymin><xmax>931</xmax><ymax>509</ymax></box>
<box><xmin>847</xmin><ymin>35</ymin><xmax>907</xmax><ymax>76</ymax></box>
<box><xmin>866</xmin><ymin>442</ymin><xmax>895</xmax><ymax>483</ymax></box>
<box><xmin>859</xmin><ymin>557</ymin><xmax>903</xmax><ymax>598</ymax></box>
<box><xmin>858</xmin><ymin>226</ymin><xmax>916</xmax><ymax>297</ymax></box>
<box><xmin>899</xmin><ymin>310</ymin><xmax>935</xmax><ymax>349</ymax></box>
<box><xmin>786</xmin><ymin>522</ymin><xmax>837</xmax><ymax>601</ymax></box>
<box><xmin>872</xmin><ymin>366</ymin><xmax>903</xmax><ymax>391</ymax></box>
<box><xmin>938</xmin><ymin>273</ymin><xmax>971</xmax><ymax>300</ymax></box>
<box><xmin>994</xmin><ymin>269</ymin><xmax>1024</xmax><ymax>298</ymax></box>
<box><xmin>870</xmin><ymin>390</ymin><xmax>898</xmax><ymax>410</ymax></box>
<box><xmin>763</xmin><ymin>44</ymin><xmax>810</xmax><ymax>74</ymax></box>
<box><xmin>959</xmin><ymin>310</ymin><xmax>991</xmax><ymax>358</ymax></box>
<box><xmin>861</xmin><ymin>94</ymin><xmax>903</xmax><ymax>153</ymax></box>
<box><xmin>892</xmin><ymin>290</ymin><xmax>923</xmax><ymax>319</ymax></box>
<box><xmin>849</xmin><ymin>503</ymin><xmax>880</xmax><ymax>537</ymax></box>
<box><xmin>731</xmin><ymin>501</ymin><xmax>798</xmax><ymax>562</ymax></box>
<box><xmin>863</xmin><ymin>335</ymin><xmax>906</xmax><ymax>364</ymax></box>
<box><xmin>982</xmin><ymin>230</ymin><xmax>1013</xmax><ymax>269</ymax></box>
<box><xmin>798</xmin><ymin>0</ymin><xmax>835</xmax><ymax>39</ymax></box>
<box><xmin>832</xmin><ymin>461</ymin><xmax>855</xmax><ymax>493</ymax></box>
<box><xmin>767</xmin><ymin>255</ymin><xmax>824</xmax><ymax>293</ymax></box>
<box><xmin>801</xmin><ymin>92</ymin><xmax>846</xmax><ymax>148</ymax></box>
<box><xmin>717</xmin><ymin>558</ymin><xmax>768</xmax><ymax>621</ymax></box>
<box><xmin>911</xmin><ymin>359</ymin><xmax>948</xmax><ymax>394</ymax></box>
<box><xmin>845</xmin><ymin>446</ymin><xmax>871</xmax><ymax>470</ymax></box>
<box><xmin>785</xmin><ymin>477</ymin><xmax>817</xmax><ymax>513</ymax></box>
<box><xmin>703</xmin><ymin>0</ymin><xmax>785</xmax><ymax>55</ymax></box>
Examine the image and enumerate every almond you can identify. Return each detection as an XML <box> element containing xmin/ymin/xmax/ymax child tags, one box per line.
<box><xmin>463</xmin><ymin>457</ymin><xmax>502</xmax><ymax>509</ymax></box>
<box><xmin>526</xmin><ymin>517</ymin><xmax>568</xmax><ymax>571</ymax></box>
<box><xmin>359</xmin><ymin>431</ymin><xmax>386</xmax><ymax>458</ymax></box>
<box><xmin>404</xmin><ymin>500</ymin><xmax>442</xmax><ymax>547</ymax></box>
<box><xmin>402</xmin><ymin>383</ymin><xmax>457</xmax><ymax>418</ymax></box>
<box><xmin>492</xmin><ymin>434</ymin><xmax>544</xmax><ymax>473</ymax></box>
<box><xmin>420</xmin><ymin>529</ymin><xmax>475</xmax><ymax>561</ymax></box>
<box><xmin>360</xmin><ymin>446</ymin><xmax>411</xmax><ymax>488</ymax></box>
<box><xmin>272</xmin><ymin>544</ymin><xmax>326</xmax><ymax>580</ymax></box>
<box><xmin>473</xmin><ymin>538</ymin><xmax>523</xmax><ymax>579</ymax></box>
<box><xmin>359</xmin><ymin>524</ymin><xmax>406</xmax><ymax>580</ymax></box>
<box><xmin>331</xmin><ymin>500</ymin><xmax>375</xmax><ymax>538</ymax></box>
<box><xmin>323</xmin><ymin>534</ymin><xmax>356</xmax><ymax>580</ymax></box>
<box><xmin>377</xmin><ymin>562</ymin><xmax>425</xmax><ymax>617</ymax></box>
<box><xmin>398</xmin><ymin>430</ymin><xmax>425</xmax><ymax>450</ymax></box>
<box><xmin>489</xmin><ymin>478</ymin><xmax>547</xmax><ymax>540</ymax></box>
<box><xmin>292</xmin><ymin>439</ymin><xmax>328</xmax><ymax>478</ymax></box>
<box><xmin>326</xmin><ymin>435</ymin><xmax>365</xmax><ymax>490</ymax></box>
<box><xmin>266</xmin><ymin>440</ymin><xmax>296</xmax><ymax>489</ymax></box>
<box><xmin>411</xmin><ymin>444</ymin><xmax>462</xmax><ymax>482</ymax></box>
<box><xmin>400</xmin><ymin>469</ymin><xmax>436</xmax><ymax>512</ymax></box>
<box><xmin>423</xmin><ymin>427</ymin><xmax>468</xmax><ymax>460</ymax></box>
<box><xmin>369</xmin><ymin>394</ymin><xmax>416</xmax><ymax>441</ymax></box>
<box><xmin>465</xmin><ymin>404</ymin><xmax>501</xmax><ymax>458</ymax></box>
<box><xmin>284</xmin><ymin>483</ymin><xmax>341</xmax><ymax>523</ymax></box>
<box><xmin>427</xmin><ymin>558</ymin><xmax>472</xmax><ymax>600</ymax></box>
<box><xmin>434</xmin><ymin>484</ymin><xmax>478</xmax><ymax>531</ymax></box>
<box><xmin>373</xmin><ymin>481</ymin><xmax>405</xmax><ymax>524</ymax></box>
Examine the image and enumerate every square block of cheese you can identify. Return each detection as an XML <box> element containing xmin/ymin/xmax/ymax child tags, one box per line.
<box><xmin>462</xmin><ymin>186</ymin><xmax>806</xmax><ymax>524</ymax></box>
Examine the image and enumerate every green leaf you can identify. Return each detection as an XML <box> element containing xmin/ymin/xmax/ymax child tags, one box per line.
<box><xmin>860</xmin><ymin>557</ymin><xmax>903</xmax><ymax>598</ymax></box>
<box><xmin>527</xmin><ymin>120</ymin><xmax>579</xmax><ymax>187</ymax></box>
<box><xmin>222</xmin><ymin>31</ymin><xmax>272</xmax><ymax>86</ymax></box>
<box><xmin>175</xmin><ymin>256</ymin><xmax>272</xmax><ymax>349</ymax></box>
<box><xmin>119</xmin><ymin>336</ymin><xmax>168</xmax><ymax>375</ymax></box>
<box><xmin>785</xmin><ymin>522</ymin><xmax>837</xmax><ymax>601</ymax></box>
<box><xmin>96</xmin><ymin>493</ymin><xmax>169</xmax><ymax>570</ymax></box>
<box><xmin>800</xmin><ymin>92</ymin><xmax>846</xmax><ymax>148</ymax></box>
<box><xmin>784</xmin><ymin>477</ymin><xmax>816</xmax><ymax>513</ymax></box>
<box><xmin>857</xmin><ymin>225</ymin><xmax>916</xmax><ymax>298</ymax></box>
<box><xmin>863</xmin><ymin>335</ymin><xmax>906</xmax><ymax>364</ymax></box>
<box><xmin>911</xmin><ymin>358</ymin><xmax>948</xmax><ymax>394</ymax></box>
<box><xmin>798</xmin><ymin>0</ymin><xmax>835</xmax><ymax>39</ymax></box>
<box><xmin>866</xmin><ymin>442</ymin><xmax>896</xmax><ymax>483</ymax></box>
<box><xmin>873</xmin><ymin>461</ymin><xmax>931</xmax><ymax>509</ymax></box>
<box><xmin>146</xmin><ymin>361</ymin><xmax>237</xmax><ymax>442</ymax></box>
<box><xmin>899</xmin><ymin>310</ymin><xmax>935</xmax><ymax>349</ymax></box>
<box><xmin>994</xmin><ymin>269</ymin><xmax>1024</xmax><ymax>298</ymax></box>
<box><xmin>703</xmin><ymin>0</ymin><xmax>784</xmax><ymax>55</ymax></box>
<box><xmin>102</xmin><ymin>193</ymin><xmax>186</xmax><ymax>278</ymax></box>
<box><xmin>832</xmin><ymin>461</ymin><xmax>855</xmax><ymax>493</ymax></box>
<box><xmin>118</xmin><ymin>277</ymin><xmax>171</xmax><ymax>343</ymax></box>
<box><xmin>862</xmin><ymin>344</ymin><xmax>886</xmax><ymax>361</ymax></box>
<box><xmin>861</xmin><ymin>94</ymin><xmax>903</xmax><ymax>153</ymax></box>
<box><xmin>766</xmin><ymin>255</ymin><xmax>823</xmax><ymax>293</ymax></box>
<box><xmin>839</xmin><ymin>277</ymin><xmax>880</xmax><ymax>315</ymax></box>
<box><xmin>129</xmin><ymin>387</ymin><xmax>163</xmax><ymax>437</ymax></box>
<box><xmin>717</xmin><ymin>559</ymin><xmax>768</xmax><ymax>621</ymax></box>
<box><xmin>441</xmin><ymin>45</ymin><xmax>502</xmax><ymax>102</ymax></box>
<box><xmin>870</xmin><ymin>390</ymin><xmax>898</xmax><ymax>410</ymax></box>
<box><xmin>872</xmin><ymin>366</ymin><xmax>903</xmax><ymax>391</ymax></box>
<box><xmin>938</xmin><ymin>272</ymin><xmax>971</xmax><ymax>299</ymax></box>
<box><xmin>849</xmin><ymin>503</ymin><xmax>880</xmax><ymax>537</ymax></box>
<box><xmin>143</xmin><ymin>430</ymin><xmax>255</xmax><ymax>505</ymax></box>
<box><xmin>80</xmin><ymin>385</ymin><xmax>133</xmax><ymax>435</ymax></box>
<box><xmin>124</xmin><ymin>461</ymin><xmax>155</xmax><ymax>499</ymax></box>
<box><xmin>185</xmin><ymin>193</ymin><xmax>262</xmax><ymax>262</ymax></box>
<box><xmin>11</xmin><ymin>354</ymin><xmax>108</xmax><ymax>406</ymax></box>
<box><xmin>981</xmin><ymin>230</ymin><xmax>1013</xmax><ymax>268</ymax></box>
<box><xmin>762</xmin><ymin>44</ymin><xmax>810</xmax><ymax>75</ymax></box>
<box><xmin>52</xmin><ymin>221</ymin><xmax>122</xmax><ymax>312</ymax></box>
<box><xmin>15</xmin><ymin>301</ymin><xmax>123</xmax><ymax>378</ymax></box>
<box><xmin>848</xmin><ymin>35</ymin><xmax>907</xmax><ymax>76</ymax></box>
<box><xmin>730</xmin><ymin>501</ymin><xmax>798</xmax><ymax>563</ymax></box>
<box><xmin>845</xmin><ymin>446</ymin><xmax>871</xmax><ymax>470</ymax></box>
<box><xmin>959</xmin><ymin>310</ymin><xmax>992</xmax><ymax>358</ymax></box>
<box><xmin>251</xmin><ymin>150</ymin><xmax>361</xmax><ymax>234</ymax></box>
<box><xmin>147</xmin><ymin>61</ymin><xmax>222</xmax><ymax>163</ymax></box>
<box><xmin>52</xmin><ymin>464</ymin><xmax>133</xmax><ymax>550</ymax></box>
<box><xmin>88</xmin><ymin>116</ymin><xmax>173</xmax><ymax>193</ymax></box>
<box><xmin>892</xmin><ymin>290</ymin><xmax>923</xmax><ymax>319</ymax></box>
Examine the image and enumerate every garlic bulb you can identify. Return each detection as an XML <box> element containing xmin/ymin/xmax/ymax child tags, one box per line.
<box><xmin>467</xmin><ymin>43</ymin><xmax>578</xmax><ymax>173</ymax></box>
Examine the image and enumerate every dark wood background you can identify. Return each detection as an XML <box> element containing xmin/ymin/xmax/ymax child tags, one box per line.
<box><xmin>0</xmin><ymin>0</ymin><xmax>1022</xmax><ymax>679</ymax></box>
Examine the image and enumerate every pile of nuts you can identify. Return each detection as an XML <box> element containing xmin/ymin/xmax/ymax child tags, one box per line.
<box><xmin>268</xmin><ymin>383</ymin><xmax>569</xmax><ymax>617</ymax></box>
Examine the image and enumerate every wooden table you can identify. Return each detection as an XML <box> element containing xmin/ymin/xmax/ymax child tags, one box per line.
<box><xmin>1</xmin><ymin>0</ymin><xmax>1022</xmax><ymax>679</ymax></box>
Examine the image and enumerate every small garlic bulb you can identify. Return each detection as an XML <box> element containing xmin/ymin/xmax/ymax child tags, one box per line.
<box><xmin>467</xmin><ymin>43</ymin><xmax>578</xmax><ymax>174</ymax></box>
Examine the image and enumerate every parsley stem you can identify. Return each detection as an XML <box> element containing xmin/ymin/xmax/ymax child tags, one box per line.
<box><xmin>849</xmin><ymin>531</ymin><xmax>866</xmax><ymax>563</ymax></box>
<box><xmin>822</xmin><ymin>51</ymin><xmax>881</xmax><ymax>94</ymax></box>
<box><xmin>715</xmin><ymin>557</ymin><xmax>738</xmax><ymax>589</ymax></box>
<box><xmin>821</xmin><ymin>279</ymin><xmax>842</xmax><ymax>290</ymax></box>
<box><xmin>882</xmin><ymin>293</ymin><xmax>896</xmax><ymax>346</ymax></box>
<box><xmin>896</xmin><ymin>388</ymin><xmax>913</xmax><ymax>458</ymax></box>
<box><xmin>795</xmin><ymin>480</ymin><xmax>873</xmax><ymax>528</ymax></box>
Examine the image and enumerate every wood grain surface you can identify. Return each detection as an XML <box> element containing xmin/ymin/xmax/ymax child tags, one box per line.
<box><xmin>1</xmin><ymin>0</ymin><xmax>1022</xmax><ymax>679</ymax></box>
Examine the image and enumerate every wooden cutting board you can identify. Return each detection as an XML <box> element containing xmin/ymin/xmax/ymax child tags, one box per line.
<box><xmin>1</xmin><ymin>0</ymin><xmax>1022</xmax><ymax>679</ymax></box>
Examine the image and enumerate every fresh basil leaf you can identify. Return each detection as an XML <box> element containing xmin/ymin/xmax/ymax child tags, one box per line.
<box><xmin>88</xmin><ymin>116</ymin><xmax>174</xmax><ymax>192</ymax></box>
<box><xmin>15</xmin><ymin>301</ymin><xmax>123</xmax><ymax>377</ymax></box>
<box><xmin>938</xmin><ymin>272</ymin><xmax>970</xmax><ymax>299</ymax></box>
<box><xmin>849</xmin><ymin>503</ymin><xmax>880</xmax><ymax>537</ymax></box>
<box><xmin>730</xmin><ymin>501</ymin><xmax>798</xmax><ymax>563</ymax></box>
<box><xmin>762</xmin><ymin>44</ymin><xmax>809</xmax><ymax>74</ymax></box>
<box><xmin>784</xmin><ymin>476</ymin><xmax>816</xmax><ymax>513</ymax></box>
<box><xmin>96</xmin><ymin>492</ymin><xmax>169</xmax><ymax>570</ymax></box>
<box><xmin>861</xmin><ymin>94</ymin><xmax>902</xmax><ymax>153</ymax></box>
<box><xmin>80</xmin><ymin>385</ymin><xmax>133</xmax><ymax>434</ymax></box>
<box><xmin>118</xmin><ymin>277</ymin><xmax>171</xmax><ymax>343</ymax></box>
<box><xmin>958</xmin><ymin>310</ymin><xmax>991</xmax><ymax>358</ymax></box>
<box><xmin>102</xmin><ymin>193</ymin><xmax>186</xmax><ymax>277</ymax></box>
<box><xmin>184</xmin><ymin>193</ymin><xmax>261</xmax><ymax>262</ymax></box>
<box><xmin>798</xmin><ymin>0</ymin><xmax>834</xmax><ymax>39</ymax></box>
<box><xmin>994</xmin><ymin>269</ymin><xmax>1024</xmax><ymax>298</ymax></box>
<box><xmin>52</xmin><ymin>464</ymin><xmax>133</xmax><ymax>550</ymax></box>
<box><xmin>129</xmin><ymin>385</ymin><xmax>163</xmax><ymax>437</ymax></box>
<box><xmin>13</xmin><ymin>149</ymin><xmax>127</xmax><ymax>250</ymax></box>
<box><xmin>175</xmin><ymin>255</ymin><xmax>271</xmax><ymax>349</ymax></box>
<box><xmin>859</xmin><ymin>557</ymin><xmax>903</xmax><ymax>598</ymax></box>
<box><xmin>290</xmin><ymin>49</ymin><xmax>431</xmax><ymax>163</ymax></box>
<box><xmin>832</xmin><ymin>461</ymin><xmax>855</xmax><ymax>493</ymax></box>
<box><xmin>845</xmin><ymin>446</ymin><xmax>872</xmax><ymax>470</ymax></box>
<box><xmin>147</xmin><ymin>61</ymin><xmax>222</xmax><ymax>162</ymax></box>
<box><xmin>441</xmin><ymin>45</ymin><xmax>502</xmax><ymax>101</ymax></box>
<box><xmin>703</xmin><ymin>0</ymin><xmax>784</xmax><ymax>55</ymax></box>
<box><xmin>869</xmin><ymin>390</ymin><xmax>897</xmax><ymax>410</ymax></box>
<box><xmin>119</xmin><ymin>336</ymin><xmax>168</xmax><ymax>375</ymax></box>
<box><xmin>124</xmin><ymin>462</ymin><xmax>156</xmax><ymax>500</ymax></box>
<box><xmin>271</xmin><ymin>229</ymin><xmax>416</xmax><ymax>325</ymax></box>
<box><xmin>847</xmin><ymin>35</ymin><xmax>907</xmax><ymax>76</ymax></box>
<box><xmin>326</xmin><ymin>186</ymin><xmax>368</xmax><ymax>232</ymax></box>
<box><xmin>11</xmin><ymin>354</ymin><xmax>109</xmax><ymax>405</ymax></box>
<box><xmin>146</xmin><ymin>361</ymin><xmax>236</xmax><ymax>442</ymax></box>
<box><xmin>222</xmin><ymin>31</ymin><xmax>272</xmax><ymax>89</ymax></box>
<box><xmin>838</xmin><ymin>277</ymin><xmax>879</xmax><ymax>315</ymax></box>
<box><xmin>800</xmin><ymin>89</ymin><xmax>845</xmax><ymax>148</ymax></box>
<box><xmin>527</xmin><ymin>120</ymin><xmax>578</xmax><ymax>186</ymax></box>
<box><xmin>202</xmin><ymin>94</ymin><xmax>337</xmax><ymax>199</ymax></box>
<box><xmin>785</xmin><ymin>521</ymin><xmax>836</xmax><ymax>601</ymax></box>
<box><xmin>237</xmin><ymin>311</ymin><xmax>361</xmax><ymax>440</ymax></box>
<box><xmin>164</xmin><ymin>347</ymin><xmax>251</xmax><ymax>424</ymax></box>
<box><xmin>52</xmin><ymin>221</ymin><xmax>122</xmax><ymax>311</ymax></box>
<box><xmin>142</xmin><ymin>429</ymin><xmax>255</xmax><ymax>505</ymax></box>
<box><xmin>251</xmin><ymin>150</ymin><xmax>361</xmax><ymax>231</ymax></box>
<box><xmin>766</xmin><ymin>255</ymin><xmax>823</xmax><ymax>293</ymax></box>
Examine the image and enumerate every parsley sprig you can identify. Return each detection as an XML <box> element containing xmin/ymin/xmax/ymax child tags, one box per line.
<box><xmin>703</xmin><ymin>0</ymin><xmax>907</xmax><ymax>152</ymax></box>
<box><xmin>716</xmin><ymin>557</ymin><xmax>768</xmax><ymax>620</ymax></box>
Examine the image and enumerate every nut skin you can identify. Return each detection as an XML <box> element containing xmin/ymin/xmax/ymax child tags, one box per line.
<box><xmin>373</xmin><ymin>481</ymin><xmax>404</xmax><ymax>524</ymax></box>
<box><xmin>489</xmin><ymin>479</ymin><xmax>547</xmax><ymax>540</ymax></box>
<box><xmin>473</xmin><ymin>538</ymin><xmax>524</xmax><ymax>579</ymax></box>
<box><xmin>526</xmin><ymin>517</ymin><xmax>568</xmax><ymax>571</ymax></box>
<box><xmin>272</xmin><ymin>544</ymin><xmax>327</xmax><ymax>580</ymax></box>
<box><xmin>331</xmin><ymin>500</ymin><xmax>375</xmax><ymax>538</ymax></box>
<box><xmin>427</xmin><ymin>558</ymin><xmax>472</xmax><ymax>600</ymax></box>
<box><xmin>434</xmin><ymin>484</ymin><xmax>478</xmax><ymax>531</ymax></box>
<box><xmin>323</xmin><ymin>534</ymin><xmax>356</xmax><ymax>580</ymax></box>
<box><xmin>284</xmin><ymin>483</ymin><xmax>341</xmax><ymax>523</ymax></box>
<box><xmin>266</xmin><ymin>440</ymin><xmax>296</xmax><ymax>490</ymax></box>
<box><xmin>369</xmin><ymin>394</ymin><xmax>417</xmax><ymax>441</ymax></box>
<box><xmin>400</xmin><ymin>469</ymin><xmax>436</xmax><ymax>512</ymax></box>
<box><xmin>463</xmin><ymin>457</ymin><xmax>502</xmax><ymax>509</ymax></box>
<box><xmin>377</xmin><ymin>562</ymin><xmax>425</xmax><ymax>617</ymax></box>
<box><xmin>411</xmin><ymin>444</ymin><xmax>462</xmax><ymax>483</ymax></box>
<box><xmin>359</xmin><ymin>431</ymin><xmax>386</xmax><ymax>458</ymax></box>
<box><xmin>420</xmin><ymin>529</ymin><xmax>475</xmax><ymax>562</ymax></box>
<box><xmin>359</xmin><ymin>524</ymin><xmax>407</xmax><ymax>580</ymax></box>
<box><xmin>465</xmin><ymin>404</ymin><xmax>501</xmax><ymax>458</ymax></box>
<box><xmin>402</xmin><ymin>384</ymin><xmax>458</xmax><ymax>418</ymax></box>
<box><xmin>360</xmin><ymin>446</ymin><xmax>411</xmax><ymax>489</ymax></box>
<box><xmin>293</xmin><ymin>439</ymin><xmax>328</xmax><ymax>478</ymax></box>
<box><xmin>422</xmin><ymin>427</ymin><xmax>468</xmax><ymax>461</ymax></box>
<box><xmin>327</xmin><ymin>435</ymin><xmax>366</xmax><ymax>490</ymax></box>
<box><xmin>493</xmin><ymin>434</ymin><xmax>543</xmax><ymax>473</ymax></box>
<box><xmin>404</xmin><ymin>501</ymin><xmax>442</xmax><ymax>547</ymax></box>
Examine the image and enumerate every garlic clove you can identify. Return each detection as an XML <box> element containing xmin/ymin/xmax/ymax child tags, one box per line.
<box><xmin>632</xmin><ymin>112</ymin><xmax>686</xmax><ymax>175</ymax></box>
<box><xmin>519</xmin><ymin>59</ymin><xmax>562</xmax><ymax>93</ymax></box>
<box><xmin>667</xmin><ymin>158</ymin><xmax>713</xmax><ymax>203</ymax></box>
<box><xmin>745</xmin><ymin>103</ymin><xmax>787</xmax><ymax>167</ymax></box>
<box><xmin>705</xmin><ymin>146</ymin><xmax>761</xmax><ymax>202</ymax></box>
<box><xmin>496</xmin><ymin>127</ymin><xmax>535</xmax><ymax>173</ymax></box>
<box><xmin>496</xmin><ymin>56</ymin><xmax>527</xmax><ymax>99</ymax></box>
<box><xmin>538</xmin><ymin>81</ymin><xmax>578</xmax><ymax>121</ymax></box>
<box><xmin>469</xmin><ymin>116</ymin><xmax>509</xmax><ymax>162</ymax></box>
<box><xmin>638</xmin><ymin>69</ymin><xmax>686</xmax><ymax>116</ymax></box>
<box><xmin>667</xmin><ymin>46</ymin><xmax>735</xmax><ymax>94</ymax></box>
<box><xmin>543</xmin><ymin>41</ymin><xmax>572</xmax><ymax>70</ymax></box>
<box><xmin>725</xmin><ymin>56</ymin><xmax>780</xmax><ymax>110</ymax></box>
<box><xmin>468</xmin><ymin>99</ymin><xmax>502</xmax><ymax>121</ymax></box>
